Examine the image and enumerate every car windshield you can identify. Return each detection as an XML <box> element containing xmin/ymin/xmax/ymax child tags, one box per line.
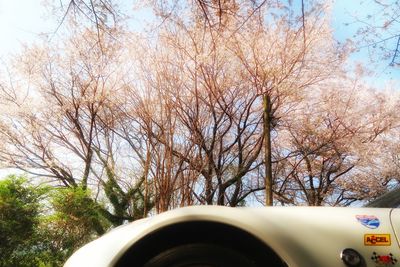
<box><xmin>364</xmin><ymin>188</ymin><xmax>400</xmax><ymax>208</ymax></box>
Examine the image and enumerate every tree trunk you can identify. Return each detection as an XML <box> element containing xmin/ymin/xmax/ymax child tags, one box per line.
<box><xmin>143</xmin><ymin>142</ymin><xmax>151</xmax><ymax>217</ymax></box>
<box><xmin>263</xmin><ymin>94</ymin><xmax>273</xmax><ymax>206</ymax></box>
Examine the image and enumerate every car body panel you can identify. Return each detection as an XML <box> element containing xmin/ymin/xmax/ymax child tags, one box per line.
<box><xmin>391</xmin><ymin>209</ymin><xmax>400</xmax><ymax>248</ymax></box>
<box><xmin>65</xmin><ymin>206</ymin><xmax>400</xmax><ymax>267</ymax></box>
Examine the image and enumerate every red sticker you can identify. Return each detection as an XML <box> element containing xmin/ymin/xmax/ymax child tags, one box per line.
<box><xmin>371</xmin><ymin>252</ymin><xmax>398</xmax><ymax>265</ymax></box>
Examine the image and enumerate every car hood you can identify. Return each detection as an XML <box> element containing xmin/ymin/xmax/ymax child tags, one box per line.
<box><xmin>65</xmin><ymin>206</ymin><xmax>397</xmax><ymax>267</ymax></box>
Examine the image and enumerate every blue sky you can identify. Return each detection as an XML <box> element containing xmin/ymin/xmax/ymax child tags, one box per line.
<box><xmin>0</xmin><ymin>0</ymin><xmax>398</xmax><ymax>88</ymax></box>
<box><xmin>332</xmin><ymin>0</ymin><xmax>400</xmax><ymax>87</ymax></box>
<box><xmin>0</xmin><ymin>1</ymin><xmax>54</xmax><ymax>57</ymax></box>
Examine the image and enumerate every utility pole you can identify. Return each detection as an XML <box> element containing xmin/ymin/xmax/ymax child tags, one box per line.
<box><xmin>263</xmin><ymin>93</ymin><xmax>273</xmax><ymax>206</ymax></box>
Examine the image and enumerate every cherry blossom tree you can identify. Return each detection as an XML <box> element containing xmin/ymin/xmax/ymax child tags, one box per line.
<box><xmin>274</xmin><ymin>81</ymin><xmax>399</xmax><ymax>206</ymax></box>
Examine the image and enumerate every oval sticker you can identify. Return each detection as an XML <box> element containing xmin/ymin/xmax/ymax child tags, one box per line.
<box><xmin>356</xmin><ymin>215</ymin><xmax>380</xmax><ymax>229</ymax></box>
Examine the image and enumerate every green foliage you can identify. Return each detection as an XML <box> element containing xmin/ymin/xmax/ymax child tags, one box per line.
<box><xmin>102</xmin><ymin>175</ymin><xmax>153</xmax><ymax>225</ymax></box>
<box><xmin>0</xmin><ymin>175</ymin><xmax>48</xmax><ymax>267</ymax></box>
<box><xmin>46</xmin><ymin>186</ymin><xmax>108</xmax><ymax>245</ymax></box>
<box><xmin>0</xmin><ymin>175</ymin><xmax>109</xmax><ymax>267</ymax></box>
<box><xmin>35</xmin><ymin>186</ymin><xmax>110</xmax><ymax>266</ymax></box>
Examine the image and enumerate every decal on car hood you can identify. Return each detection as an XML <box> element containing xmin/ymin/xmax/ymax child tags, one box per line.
<box><xmin>371</xmin><ymin>252</ymin><xmax>398</xmax><ymax>265</ymax></box>
<box><xmin>364</xmin><ymin>234</ymin><xmax>391</xmax><ymax>246</ymax></box>
<box><xmin>356</xmin><ymin>215</ymin><xmax>380</xmax><ymax>229</ymax></box>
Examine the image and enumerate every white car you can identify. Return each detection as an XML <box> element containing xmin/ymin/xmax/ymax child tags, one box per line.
<box><xmin>65</xmin><ymin>191</ymin><xmax>400</xmax><ymax>267</ymax></box>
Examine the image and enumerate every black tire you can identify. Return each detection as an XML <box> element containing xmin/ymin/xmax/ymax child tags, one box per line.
<box><xmin>143</xmin><ymin>243</ymin><xmax>258</xmax><ymax>267</ymax></box>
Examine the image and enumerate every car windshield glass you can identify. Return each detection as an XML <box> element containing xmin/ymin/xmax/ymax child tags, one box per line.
<box><xmin>364</xmin><ymin>188</ymin><xmax>400</xmax><ymax>208</ymax></box>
